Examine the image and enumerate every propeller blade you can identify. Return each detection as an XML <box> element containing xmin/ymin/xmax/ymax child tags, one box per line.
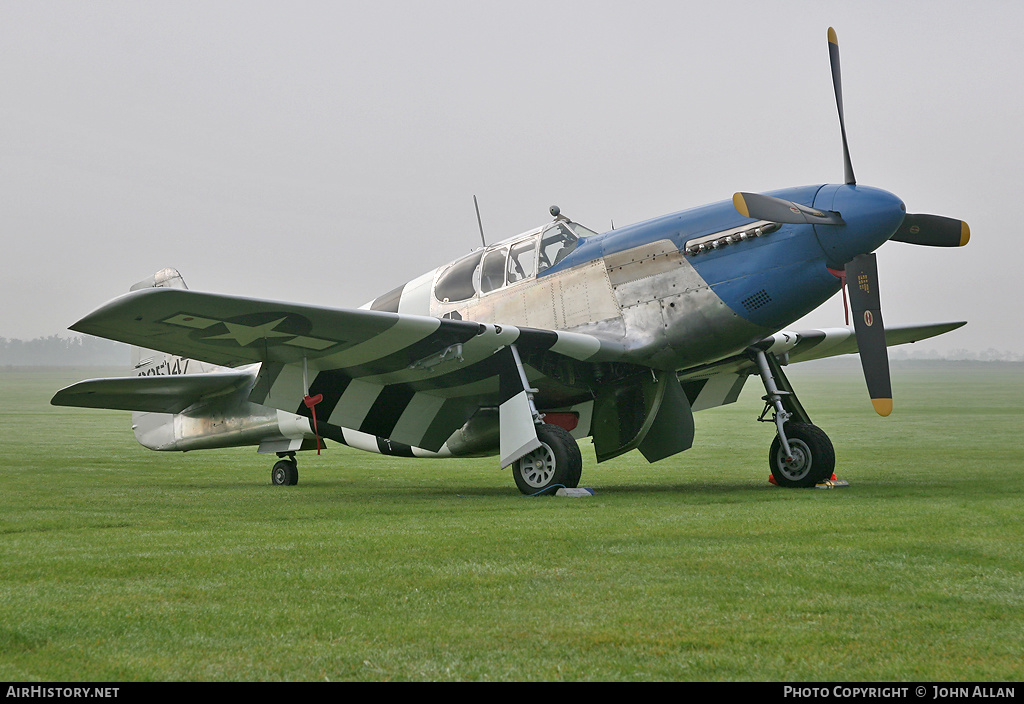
<box><xmin>733</xmin><ymin>192</ymin><xmax>845</xmax><ymax>226</ymax></box>
<box><xmin>890</xmin><ymin>213</ymin><xmax>970</xmax><ymax>247</ymax></box>
<box><xmin>828</xmin><ymin>27</ymin><xmax>856</xmax><ymax>185</ymax></box>
<box><xmin>844</xmin><ymin>253</ymin><xmax>892</xmax><ymax>416</ymax></box>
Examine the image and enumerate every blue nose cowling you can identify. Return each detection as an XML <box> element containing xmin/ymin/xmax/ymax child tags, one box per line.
<box><xmin>812</xmin><ymin>185</ymin><xmax>906</xmax><ymax>266</ymax></box>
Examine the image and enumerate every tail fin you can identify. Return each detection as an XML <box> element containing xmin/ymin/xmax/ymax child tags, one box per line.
<box><xmin>124</xmin><ymin>269</ymin><xmax>236</xmax><ymax>450</ymax></box>
<box><xmin>128</xmin><ymin>268</ymin><xmax>203</xmax><ymax>376</ymax></box>
<box><xmin>54</xmin><ymin>268</ymin><xmax>272</xmax><ymax>453</ymax></box>
<box><xmin>129</xmin><ymin>267</ymin><xmax>187</xmax><ymax>292</ymax></box>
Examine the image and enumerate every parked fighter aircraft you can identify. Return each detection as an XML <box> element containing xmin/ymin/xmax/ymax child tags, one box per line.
<box><xmin>52</xmin><ymin>28</ymin><xmax>969</xmax><ymax>493</ymax></box>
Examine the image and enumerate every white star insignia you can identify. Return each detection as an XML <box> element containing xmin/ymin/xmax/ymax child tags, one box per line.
<box><xmin>203</xmin><ymin>318</ymin><xmax>293</xmax><ymax>346</ymax></box>
<box><xmin>163</xmin><ymin>312</ymin><xmax>341</xmax><ymax>350</ymax></box>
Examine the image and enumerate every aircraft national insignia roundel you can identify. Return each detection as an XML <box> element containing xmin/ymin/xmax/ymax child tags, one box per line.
<box><xmin>161</xmin><ymin>312</ymin><xmax>340</xmax><ymax>351</ymax></box>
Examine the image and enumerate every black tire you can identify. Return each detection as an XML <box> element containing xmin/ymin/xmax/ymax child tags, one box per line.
<box><xmin>512</xmin><ymin>423</ymin><xmax>582</xmax><ymax>495</ymax></box>
<box><xmin>768</xmin><ymin>422</ymin><xmax>835</xmax><ymax>488</ymax></box>
<box><xmin>271</xmin><ymin>459</ymin><xmax>299</xmax><ymax>486</ymax></box>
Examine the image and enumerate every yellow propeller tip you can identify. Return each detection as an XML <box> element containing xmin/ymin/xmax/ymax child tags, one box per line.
<box><xmin>732</xmin><ymin>193</ymin><xmax>750</xmax><ymax>218</ymax></box>
<box><xmin>872</xmin><ymin>398</ymin><xmax>893</xmax><ymax>417</ymax></box>
<box><xmin>960</xmin><ymin>221</ymin><xmax>970</xmax><ymax>246</ymax></box>
<box><xmin>828</xmin><ymin>27</ymin><xmax>839</xmax><ymax>45</ymax></box>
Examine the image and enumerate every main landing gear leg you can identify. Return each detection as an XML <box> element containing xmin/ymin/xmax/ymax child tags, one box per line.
<box><xmin>272</xmin><ymin>452</ymin><xmax>299</xmax><ymax>486</ymax></box>
<box><xmin>749</xmin><ymin>347</ymin><xmax>835</xmax><ymax>488</ymax></box>
<box><xmin>502</xmin><ymin>343</ymin><xmax>583</xmax><ymax>495</ymax></box>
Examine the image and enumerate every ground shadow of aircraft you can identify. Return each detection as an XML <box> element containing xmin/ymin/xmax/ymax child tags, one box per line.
<box><xmin>53</xmin><ymin>28</ymin><xmax>969</xmax><ymax>494</ymax></box>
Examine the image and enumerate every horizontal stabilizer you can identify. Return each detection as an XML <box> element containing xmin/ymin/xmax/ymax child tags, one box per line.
<box><xmin>51</xmin><ymin>371</ymin><xmax>254</xmax><ymax>414</ymax></box>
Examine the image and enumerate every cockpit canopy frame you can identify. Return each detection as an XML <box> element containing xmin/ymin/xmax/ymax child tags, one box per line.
<box><xmin>433</xmin><ymin>220</ymin><xmax>594</xmax><ymax>303</ymax></box>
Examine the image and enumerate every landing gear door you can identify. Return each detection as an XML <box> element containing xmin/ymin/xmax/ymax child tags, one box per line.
<box><xmin>591</xmin><ymin>370</ymin><xmax>694</xmax><ymax>463</ymax></box>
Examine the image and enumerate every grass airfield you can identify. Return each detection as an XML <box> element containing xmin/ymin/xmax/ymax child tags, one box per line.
<box><xmin>1</xmin><ymin>361</ymin><xmax>1022</xmax><ymax>682</ymax></box>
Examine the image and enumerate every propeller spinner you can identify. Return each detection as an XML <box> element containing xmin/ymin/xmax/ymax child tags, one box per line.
<box><xmin>733</xmin><ymin>27</ymin><xmax>970</xmax><ymax>415</ymax></box>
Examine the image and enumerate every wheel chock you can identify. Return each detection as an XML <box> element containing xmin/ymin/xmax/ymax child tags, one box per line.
<box><xmin>555</xmin><ymin>487</ymin><xmax>595</xmax><ymax>497</ymax></box>
<box><xmin>768</xmin><ymin>473</ymin><xmax>843</xmax><ymax>487</ymax></box>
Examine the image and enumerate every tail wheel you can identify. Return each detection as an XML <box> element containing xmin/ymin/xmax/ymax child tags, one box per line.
<box><xmin>769</xmin><ymin>422</ymin><xmax>835</xmax><ymax>488</ymax></box>
<box><xmin>271</xmin><ymin>459</ymin><xmax>299</xmax><ymax>486</ymax></box>
<box><xmin>512</xmin><ymin>423</ymin><xmax>582</xmax><ymax>495</ymax></box>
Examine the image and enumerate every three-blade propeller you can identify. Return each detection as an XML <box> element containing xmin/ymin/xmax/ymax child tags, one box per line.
<box><xmin>732</xmin><ymin>27</ymin><xmax>970</xmax><ymax>416</ymax></box>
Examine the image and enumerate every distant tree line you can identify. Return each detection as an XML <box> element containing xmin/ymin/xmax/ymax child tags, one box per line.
<box><xmin>889</xmin><ymin>347</ymin><xmax>1024</xmax><ymax>362</ymax></box>
<box><xmin>1</xmin><ymin>335</ymin><xmax>1019</xmax><ymax>366</ymax></box>
<box><xmin>0</xmin><ymin>335</ymin><xmax>128</xmax><ymax>366</ymax></box>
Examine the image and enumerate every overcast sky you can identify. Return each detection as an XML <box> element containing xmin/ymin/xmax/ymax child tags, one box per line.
<box><xmin>3</xmin><ymin>0</ymin><xmax>1020</xmax><ymax>354</ymax></box>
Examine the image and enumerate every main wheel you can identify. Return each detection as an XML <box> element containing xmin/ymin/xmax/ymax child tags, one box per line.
<box><xmin>271</xmin><ymin>459</ymin><xmax>299</xmax><ymax>486</ymax></box>
<box><xmin>512</xmin><ymin>423</ymin><xmax>585</xmax><ymax>495</ymax></box>
<box><xmin>512</xmin><ymin>423</ymin><xmax>582</xmax><ymax>495</ymax></box>
<box><xmin>768</xmin><ymin>422</ymin><xmax>834</xmax><ymax>488</ymax></box>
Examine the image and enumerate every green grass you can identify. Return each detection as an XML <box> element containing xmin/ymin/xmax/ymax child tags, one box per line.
<box><xmin>1</xmin><ymin>362</ymin><xmax>1022</xmax><ymax>681</ymax></box>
